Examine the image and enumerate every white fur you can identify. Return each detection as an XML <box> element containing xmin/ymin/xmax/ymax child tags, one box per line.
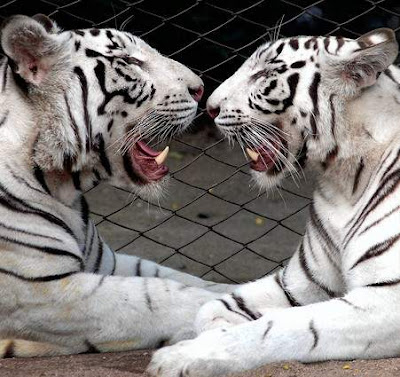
<box><xmin>148</xmin><ymin>29</ymin><xmax>400</xmax><ymax>377</ymax></box>
<box><xmin>0</xmin><ymin>16</ymin><xmax>234</xmax><ymax>358</ymax></box>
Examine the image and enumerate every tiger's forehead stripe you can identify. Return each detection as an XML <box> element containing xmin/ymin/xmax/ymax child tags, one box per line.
<box><xmin>254</xmin><ymin>35</ymin><xmax>360</xmax><ymax>67</ymax></box>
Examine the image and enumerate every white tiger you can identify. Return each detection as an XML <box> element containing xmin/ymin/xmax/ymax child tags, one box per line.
<box><xmin>0</xmin><ymin>14</ymin><xmax>233</xmax><ymax>358</ymax></box>
<box><xmin>148</xmin><ymin>29</ymin><xmax>400</xmax><ymax>376</ymax></box>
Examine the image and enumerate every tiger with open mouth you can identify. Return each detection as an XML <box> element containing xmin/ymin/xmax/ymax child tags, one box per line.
<box><xmin>149</xmin><ymin>28</ymin><xmax>400</xmax><ymax>377</ymax></box>
<box><xmin>0</xmin><ymin>14</ymin><xmax>232</xmax><ymax>358</ymax></box>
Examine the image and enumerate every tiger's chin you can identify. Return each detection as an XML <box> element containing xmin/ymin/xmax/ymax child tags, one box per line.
<box><xmin>250</xmin><ymin>170</ymin><xmax>286</xmax><ymax>192</ymax></box>
<box><xmin>134</xmin><ymin>175</ymin><xmax>170</xmax><ymax>202</ymax></box>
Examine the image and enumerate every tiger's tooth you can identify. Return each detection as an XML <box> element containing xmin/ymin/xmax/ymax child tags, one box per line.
<box><xmin>246</xmin><ymin>148</ymin><xmax>259</xmax><ymax>162</ymax></box>
<box><xmin>155</xmin><ymin>146</ymin><xmax>169</xmax><ymax>165</ymax></box>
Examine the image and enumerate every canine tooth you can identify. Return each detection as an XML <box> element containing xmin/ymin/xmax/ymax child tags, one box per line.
<box><xmin>246</xmin><ymin>148</ymin><xmax>259</xmax><ymax>162</ymax></box>
<box><xmin>155</xmin><ymin>146</ymin><xmax>169</xmax><ymax>165</ymax></box>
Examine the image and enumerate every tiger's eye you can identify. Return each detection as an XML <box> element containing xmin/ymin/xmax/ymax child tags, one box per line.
<box><xmin>124</xmin><ymin>56</ymin><xmax>143</xmax><ymax>67</ymax></box>
<box><xmin>251</xmin><ymin>70</ymin><xmax>268</xmax><ymax>80</ymax></box>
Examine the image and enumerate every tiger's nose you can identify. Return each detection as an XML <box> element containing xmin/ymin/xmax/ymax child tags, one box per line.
<box><xmin>207</xmin><ymin>104</ymin><xmax>220</xmax><ymax>119</ymax></box>
<box><xmin>189</xmin><ymin>85</ymin><xmax>204</xmax><ymax>102</ymax></box>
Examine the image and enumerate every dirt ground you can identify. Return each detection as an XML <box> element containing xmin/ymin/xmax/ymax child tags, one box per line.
<box><xmin>1</xmin><ymin>351</ymin><xmax>400</xmax><ymax>377</ymax></box>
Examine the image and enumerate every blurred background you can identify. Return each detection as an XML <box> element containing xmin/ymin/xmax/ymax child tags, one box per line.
<box><xmin>0</xmin><ymin>0</ymin><xmax>399</xmax><ymax>283</ymax></box>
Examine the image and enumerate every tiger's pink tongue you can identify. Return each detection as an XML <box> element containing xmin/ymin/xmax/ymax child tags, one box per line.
<box><xmin>246</xmin><ymin>143</ymin><xmax>280</xmax><ymax>172</ymax></box>
<box><xmin>136</xmin><ymin>140</ymin><xmax>160</xmax><ymax>157</ymax></box>
<box><xmin>130</xmin><ymin>141</ymin><xmax>170</xmax><ymax>182</ymax></box>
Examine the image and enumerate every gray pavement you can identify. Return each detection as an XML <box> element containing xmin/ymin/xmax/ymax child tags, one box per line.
<box><xmin>86</xmin><ymin>127</ymin><xmax>316</xmax><ymax>283</ymax></box>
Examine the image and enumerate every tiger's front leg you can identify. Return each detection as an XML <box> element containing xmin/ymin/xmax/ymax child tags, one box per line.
<box><xmin>195</xmin><ymin>226</ymin><xmax>344</xmax><ymax>333</ymax></box>
<box><xmin>148</xmin><ymin>285</ymin><xmax>400</xmax><ymax>377</ymax></box>
<box><xmin>2</xmin><ymin>273</ymin><xmax>220</xmax><ymax>357</ymax></box>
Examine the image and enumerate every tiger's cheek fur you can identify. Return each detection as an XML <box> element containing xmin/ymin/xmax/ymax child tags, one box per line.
<box><xmin>208</xmin><ymin>29</ymin><xmax>397</xmax><ymax>192</ymax></box>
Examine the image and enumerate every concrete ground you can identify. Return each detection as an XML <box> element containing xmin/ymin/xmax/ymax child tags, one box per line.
<box><xmin>1</xmin><ymin>351</ymin><xmax>400</xmax><ymax>377</ymax></box>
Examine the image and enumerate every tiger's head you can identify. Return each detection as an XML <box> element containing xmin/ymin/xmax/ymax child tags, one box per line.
<box><xmin>207</xmin><ymin>29</ymin><xmax>398</xmax><ymax>190</ymax></box>
<box><xmin>0</xmin><ymin>15</ymin><xmax>203</xmax><ymax>199</ymax></box>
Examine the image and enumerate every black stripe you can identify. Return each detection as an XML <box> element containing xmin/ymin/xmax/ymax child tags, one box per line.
<box><xmin>381</xmin><ymin>148</ymin><xmax>400</xmax><ymax>180</ymax></box>
<box><xmin>80</xmin><ymin>196</ymin><xmax>90</xmax><ymax>226</ymax></box>
<box><xmin>84</xmin><ymin>275</ymin><xmax>106</xmax><ymax>299</ymax></box>
<box><xmin>72</xmin><ymin>172</ymin><xmax>81</xmax><ymax>191</ymax></box>
<box><xmin>337</xmin><ymin>297</ymin><xmax>365</xmax><ymax>311</ymax></box>
<box><xmin>336</xmin><ymin>36</ymin><xmax>344</xmax><ymax>53</ymax></box>
<box><xmin>93</xmin><ymin>240</ymin><xmax>104</xmax><ymax>273</ymax></box>
<box><xmin>144</xmin><ymin>279</ymin><xmax>153</xmax><ymax>312</ymax></box>
<box><xmin>276</xmin><ymin>270</ymin><xmax>301</xmax><ymax>306</ymax></box>
<box><xmin>351</xmin><ymin>233</ymin><xmax>400</xmax><ymax>270</ymax></box>
<box><xmin>0</xmin><ymin>220</ymin><xmax>62</xmax><ymax>242</ymax></box>
<box><xmin>275</xmin><ymin>42</ymin><xmax>284</xmax><ymax>55</ymax></box>
<box><xmin>324</xmin><ymin>37</ymin><xmax>330</xmax><ymax>52</ymax></box>
<box><xmin>345</xmin><ymin>167</ymin><xmax>400</xmax><ymax>247</ymax></box>
<box><xmin>309</xmin><ymin>320</ymin><xmax>319</xmax><ymax>350</ymax></box>
<box><xmin>329</xmin><ymin>94</ymin><xmax>336</xmax><ymax>138</ymax></box>
<box><xmin>107</xmin><ymin>119</ymin><xmax>114</xmax><ymax>132</ymax></box>
<box><xmin>262</xmin><ymin>79</ymin><xmax>277</xmax><ymax>96</ymax></box>
<box><xmin>384</xmin><ymin>68</ymin><xmax>400</xmax><ymax>87</ymax></box>
<box><xmin>64</xmin><ymin>93</ymin><xmax>83</xmax><ymax>152</ymax></box>
<box><xmin>262</xmin><ymin>320</ymin><xmax>273</xmax><ymax>341</ymax></box>
<box><xmin>74</xmin><ymin>66</ymin><xmax>92</xmax><ymax>150</ymax></box>
<box><xmin>290</xmin><ymin>61</ymin><xmax>306</xmax><ymax>69</ymax></box>
<box><xmin>309</xmin><ymin>204</ymin><xmax>339</xmax><ymax>254</ymax></box>
<box><xmin>217</xmin><ymin>299</ymin><xmax>252</xmax><ymax>321</ymax></box>
<box><xmin>309</xmin><ymin>72</ymin><xmax>321</xmax><ymax>138</ymax></box>
<box><xmin>2</xmin><ymin>58</ymin><xmax>8</xmax><ymax>92</ymax></box>
<box><xmin>136</xmin><ymin>258</ymin><xmax>142</xmax><ymax>276</ymax></box>
<box><xmin>0</xmin><ymin>110</ymin><xmax>9</xmax><ymax>126</ymax></box>
<box><xmin>289</xmin><ymin>39</ymin><xmax>299</xmax><ymax>50</ymax></box>
<box><xmin>94</xmin><ymin>60</ymin><xmax>145</xmax><ymax>116</ymax></box>
<box><xmin>0</xmin><ymin>268</ymin><xmax>77</xmax><ymax>282</ymax></box>
<box><xmin>298</xmin><ymin>243</ymin><xmax>336</xmax><ymax>297</ymax></box>
<box><xmin>0</xmin><ymin>233</ymin><xmax>83</xmax><ymax>266</ymax></box>
<box><xmin>7</xmin><ymin>166</ymin><xmax>46</xmax><ymax>195</ymax></box>
<box><xmin>352</xmin><ymin>158</ymin><xmax>365</xmax><ymax>195</ymax></box>
<box><xmin>359</xmin><ymin>204</ymin><xmax>400</xmax><ymax>235</ymax></box>
<box><xmin>33</xmin><ymin>165</ymin><xmax>51</xmax><ymax>195</ymax></box>
<box><xmin>93</xmin><ymin>134</ymin><xmax>112</xmax><ymax>176</ymax></box>
<box><xmin>304</xmin><ymin>37</ymin><xmax>316</xmax><ymax>49</ymax></box>
<box><xmin>231</xmin><ymin>293</ymin><xmax>261</xmax><ymax>320</ymax></box>
<box><xmin>0</xmin><ymin>182</ymin><xmax>75</xmax><ymax>237</ymax></box>
<box><xmin>367</xmin><ymin>278</ymin><xmax>400</xmax><ymax>287</ymax></box>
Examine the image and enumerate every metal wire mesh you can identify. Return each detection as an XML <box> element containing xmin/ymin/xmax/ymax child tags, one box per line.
<box><xmin>1</xmin><ymin>0</ymin><xmax>399</xmax><ymax>283</ymax></box>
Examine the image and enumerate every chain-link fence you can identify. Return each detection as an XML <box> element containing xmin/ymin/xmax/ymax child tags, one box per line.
<box><xmin>1</xmin><ymin>0</ymin><xmax>399</xmax><ymax>283</ymax></box>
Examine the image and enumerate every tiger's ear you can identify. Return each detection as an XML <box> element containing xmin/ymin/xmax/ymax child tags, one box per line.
<box><xmin>333</xmin><ymin>28</ymin><xmax>398</xmax><ymax>90</ymax></box>
<box><xmin>1</xmin><ymin>14</ymin><xmax>64</xmax><ymax>85</ymax></box>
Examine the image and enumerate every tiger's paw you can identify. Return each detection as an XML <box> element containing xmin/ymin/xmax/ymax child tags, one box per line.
<box><xmin>146</xmin><ymin>329</ymin><xmax>243</xmax><ymax>377</ymax></box>
<box><xmin>195</xmin><ymin>298</ymin><xmax>250</xmax><ymax>334</ymax></box>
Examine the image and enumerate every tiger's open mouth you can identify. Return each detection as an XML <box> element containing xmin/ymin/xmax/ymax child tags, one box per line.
<box><xmin>245</xmin><ymin>139</ymin><xmax>282</xmax><ymax>173</ymax></box>
<box><xmin>129</xmin><ymin>140</ymin><xmax>170</xmax><ymax>183</ymax></box>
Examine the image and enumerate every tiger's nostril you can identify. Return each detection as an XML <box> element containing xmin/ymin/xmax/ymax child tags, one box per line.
<box><xmin>207</xmin><ymin>105</ymin><xmax>220</xmax><ymax>119</ymax></box>
<box><xmin>189</xmin><ymin>85</ymin><xmax>204</xmax><ymax>102</ymax></box>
